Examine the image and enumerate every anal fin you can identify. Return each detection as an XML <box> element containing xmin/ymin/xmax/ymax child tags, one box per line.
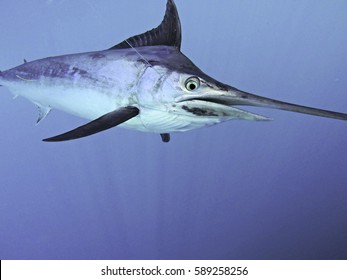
<box><xmin>43</xmin><ymin>106</ymin><xmax>139</xmax><ymax>142</ymax></box>
<box><xmin>36</xmin><ymin>104</ymin><xmax>52</xmax><ymax>125</ymax></box>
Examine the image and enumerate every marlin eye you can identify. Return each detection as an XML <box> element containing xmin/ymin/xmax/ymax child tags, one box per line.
<box><xmin>185</xmin><ymin>77</ymin><xmax>200</xmax><ymax>91</ymax></box>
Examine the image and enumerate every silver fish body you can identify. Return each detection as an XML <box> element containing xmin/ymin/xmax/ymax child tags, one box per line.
<box><xmin>0</xmin><ymin>45</ymin><xmax>268</xmax><ymax>134</ymax></box>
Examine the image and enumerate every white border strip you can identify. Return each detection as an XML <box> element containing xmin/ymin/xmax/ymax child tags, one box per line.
<box><xmin>2</xmin><ymin>260</ymin><xmax>347</xmax><ymax>280</ymax></box>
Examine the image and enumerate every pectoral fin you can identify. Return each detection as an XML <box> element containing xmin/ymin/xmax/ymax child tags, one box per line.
<box><xmin>43</xmin><ymin>106</ymin><xmax>140</xmax><ymax>142</ymax></box>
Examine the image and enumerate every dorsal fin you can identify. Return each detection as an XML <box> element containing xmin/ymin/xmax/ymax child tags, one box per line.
<box><xmin>109</xmin><ymin>0</ymin><xmax>181</xmax><ymax>50</ymax></box>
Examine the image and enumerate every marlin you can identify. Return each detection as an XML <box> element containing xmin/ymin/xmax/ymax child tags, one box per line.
<box><xmin>1</xmin><ymin>0</ymin><xmax>346</xmax><ymax>143</ymax></box>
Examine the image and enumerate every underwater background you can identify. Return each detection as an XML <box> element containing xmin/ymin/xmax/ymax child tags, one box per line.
<box><xmin>0</xmin><ymin>0</ymin><xmax>346</xmax><ymax>260</ymax></box>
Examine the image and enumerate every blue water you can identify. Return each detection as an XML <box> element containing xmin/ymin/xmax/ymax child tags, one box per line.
<box><xmin>0</xmin><ymin>0</ymin><xmax>347</xmax><ymax>260</ymax></box>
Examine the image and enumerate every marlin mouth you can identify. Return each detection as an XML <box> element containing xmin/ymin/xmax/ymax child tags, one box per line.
<box><xmin>182</xmin><ymin>95</ymin><xmax>241</xmax><ymax>106</ymax></box>
<box><xmin>176</xmin><ymin>96</ymin><xmax>271</xmax><ymax>121</ymax></box>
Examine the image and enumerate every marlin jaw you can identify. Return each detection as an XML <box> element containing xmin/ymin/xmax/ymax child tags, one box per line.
<box><xmin>172</xmin><ymin>75</ymin><xmax>270</xmax><ymax>122</ymax></box>
<box><xmin>1</xmin><ymin>0</ymin><xmax>347</xmax><ymax>143</ymax></box>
